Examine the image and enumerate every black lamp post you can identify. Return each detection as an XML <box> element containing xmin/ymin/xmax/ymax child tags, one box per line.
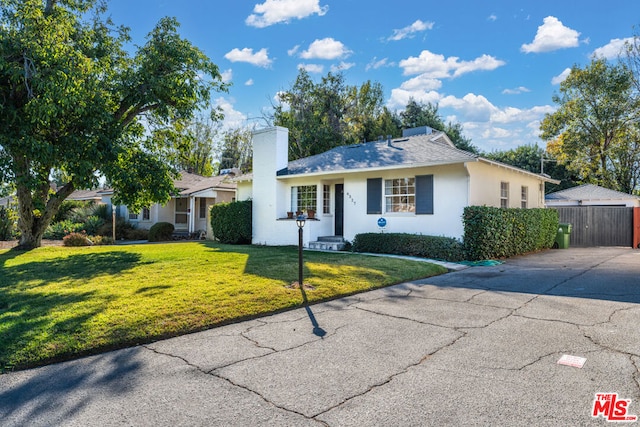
<box><xmin>296</xmin><ymin>214</ymin><xmax>306</xmax><ymax>290</ymax></box>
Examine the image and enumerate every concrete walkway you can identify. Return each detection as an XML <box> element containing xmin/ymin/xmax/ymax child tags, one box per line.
<box><xmin>1</xmin><ymin>247</ymin><xmax>639</xmax><ymax>426</ymax></box>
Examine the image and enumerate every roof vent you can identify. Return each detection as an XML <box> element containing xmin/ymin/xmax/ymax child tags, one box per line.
<box><xmin>402</xmin><ymin>126</ymin><xmax>434</xmax><ymax>137</ymax></box>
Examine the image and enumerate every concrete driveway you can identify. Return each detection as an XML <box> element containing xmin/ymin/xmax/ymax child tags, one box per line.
<box><xmin>1</xmin><ymin>247</ymin><xmax>639</xmax><ymax>426</ymax></box>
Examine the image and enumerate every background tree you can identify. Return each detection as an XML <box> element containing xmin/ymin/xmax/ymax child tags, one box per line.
<box><xmin>399</xmin><ymin>98</ymin><xmax>478</xmax><ymax>153</ymax></box>
<box><xmin>483</xmin><ymin>144</ymin><xmax>577</xmax><ymax>193</ymax></box>
<box><xmin>540</xmin><ymin>58</ymin><xmax>640</xmax><ymax>194</ymax></box>
<box><xmin>272</xmin><ymin>69</ymin><xmax>387</xmax><ymax>160</ymax></box>
<box><xmin>0</xmin><ymin>0</ymin><xmax>227</xmax><ymax>248</ymax></box>
<box><xmin>218</xmin><ymin>127</ymin><xmax>253</xmax><ymax>173</ymax></box>
<box><xmin>157</xmin><ymin>112</ymin><xmax>222</xmax><ymax>176</ymax></box>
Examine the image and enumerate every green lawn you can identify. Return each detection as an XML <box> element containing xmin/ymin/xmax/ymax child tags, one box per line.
<box><xmin>0</xmin><ymin>241</ymin><xmax>447</xmax><ymax>372</ymax></box>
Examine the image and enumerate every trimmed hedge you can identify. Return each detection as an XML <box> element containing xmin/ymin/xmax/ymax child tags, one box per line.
<box><xmin>148</xmin><ymin>222</ymin><xmax>174</xmax><ymax>242</ymax></box>
<box><xmin>210</xmin><ymin>200</ymin><xmax>252</xmax><ymax>244</ymax></box>
<box><xmin>463</xmin><ymin>206</ymin><xmax>558</xmax><ymax>261</ymax></box>
<box><xmin>352</xmin><ymin>233</ymin><xmax>465</xmax><ymax>262</ymax></box>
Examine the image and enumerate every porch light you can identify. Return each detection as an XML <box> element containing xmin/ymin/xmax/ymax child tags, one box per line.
<box><xmin>296</xmin><ymin>214</ymin><xmax>305</xmax><ymax>292</ymax></box>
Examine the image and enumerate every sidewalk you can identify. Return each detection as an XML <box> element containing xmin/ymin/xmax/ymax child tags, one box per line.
<box><xmin>1</xmin><ymin>247</ymin><xmax>639</xmax><ymax>426</ymax></box>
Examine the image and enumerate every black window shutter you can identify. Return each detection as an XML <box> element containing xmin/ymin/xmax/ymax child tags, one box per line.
<box><xmin>415</xmin><ymin>175</ymin><xmax>433</xmax><ymax>214</ymax></box>
<box><xmin>366</xmin><ymin>178</ymin><xmax>382</xmax><ymax>214</ymax></box>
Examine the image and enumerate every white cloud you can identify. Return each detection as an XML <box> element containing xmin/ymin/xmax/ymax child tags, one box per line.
<box><xmin>288</xmin><ymin>45</ymin><xmax>300</xmax><ymax>56</ymax></box>
<box><xmin>300</xmin><ymin>38</ymin><xmax>352</xmax><ymax>60</ymax></box>
<box><xmin>488</xmin><ymin>14</ymin><xmax>497</xmax><ymax>22</ymax></box>
<box><xmin>214</xmin><ymin>97</ymin><xmax>248</xmax><ymax>130</ymax></box>
<box><xmin>330</xmin><ymin>62</ymin><xmax>355</xmax><ymax>72</ymax></box>
<box><xmin>521</xmin><ymin>16</ymin><xmax>580</xmax><ymax>53</ymax></box>
<box><xmin>220</xmin><ymin>69</ymin><xmax>233</xmax><ymax>83</ymax></box>
<box><xmin>365</xmin><ymin>57</ymin><xmax>395</xmax><ymax>71</ymax></box>
<box><xmin>592</xmin><ymin>37</ymin><xmax>633</xmax><ymax>59</ymax></box>
<box><xmin>502</xmin><ymin>86</ymin><xmax>531</xmax><ymax>95</ymax></box>
<box><xmin>245</xmin><ymin>79</ymin><xmax>254</xmax><ymax>86</ymax></box>
<box><xmin>246</xmin><ymin>0</ymin><xmax>328</xmax><ymax>28</ymax></box>
<box><xmin>551</xmin><ymin>68</ymin><xmax>571</xmax><ymax>85</ymax></box>
<box><xmin>298</xmin><ymin>63</ymin><xmax>324</xmax><ymax>73</ymax></box>
<box><xmin>440</xmin><ymin>93</ymin><xmax>497</xmax><ymax>122</ymax></box>
<box><xmin>224</xmin><ymin>48</ymin><xmax>273</xmax><ymax>68</ymax></box>
<box><xmin>399</xmin><ymin>50</ymin><xmax>505</xmax><ymax>78</ymax></box>
<box><xmin>387</xmin><ymin>19</ymin><xmax>434</xmax><ymax>41</ymax></box>
<box><xmin>399</xmin><ymin>74</ymin><xmax>442</xmax><ymax>92</ymax></box>
<box><xmin>387</xmin><ymin>88</ymin><xmax>441</xmax><ymax>110</ymax></box>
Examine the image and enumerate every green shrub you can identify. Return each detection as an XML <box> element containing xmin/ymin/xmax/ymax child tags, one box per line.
<box><xmin>96</xmin><ymin>218</ymin><xmax>137</xmax><ymax>240</ymax></box>
<box><xmin>0</xmin><ymin>206</ymin><xmax>16</xmax><ymax>241</ymax></box>
<box><xmin>148</xmin><ymin>222</ymin><xmax>174</xmax><ymax>242</ymax></box>
<box><xmin>63</xmin><ymin>232</ymin><xmax>92</xmax><ymax>246</ymax></box>
<box><xmin>125</xmin><ymin>228</ymin><xmax>149</xmax><ymax>240</ymax></box>
<box><xmin>54</xmin><ymin>200</ymin><xmax>87</xmax><ymax>223</ymax></box>
<box><xmin>210</xmin><ymin>200</ymin><xmax>252</xmax><ymax>244</ymax></box>
<box><xmin>88</xmin><ymin>235</ymin><xmax>114</xmax><ymax>245</ymax></box>
<box><xmin>462</xmin><ymin>206</ymin><xmax>558</xmax><ymax>261</ymax></box>
<box><xmin>81</xmin><ymin>215</ymin><xmax>105</xmax><ymax>236</ymax></box>
<box><xmin>352</xmin><ymin>233</ymin><xmax>465</xmax><ymax>262</ymax></box>
<box><xmin>44</xmin><ymin>220</ymin><xmax>84</xmax><ymax>240</ymax></box>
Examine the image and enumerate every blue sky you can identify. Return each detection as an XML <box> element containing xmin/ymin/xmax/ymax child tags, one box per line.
<box><xmin>106</xmin><ymin>0</ymin><xmax>640</xmax><ymax>153</ymax></box>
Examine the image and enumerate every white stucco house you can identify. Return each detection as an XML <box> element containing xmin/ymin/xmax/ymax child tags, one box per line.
<box><xmin>236</xmin><ymin>126</ymin><xmax>558</xmax><ymax>248</ymax></box>
<box><xmin>102</xmin><ymin>171</ymin><xmax>236</xmax><ymax>238</ymax></box>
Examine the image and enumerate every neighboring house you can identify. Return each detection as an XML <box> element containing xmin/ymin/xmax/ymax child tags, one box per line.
<box><xmin>546</xmin><ymin>184</ymin><xmax>640</xmax><ymax>247</ymax></box>
<box><xmin>67</xmin><ymin>189</ymin><xmax>104</xmax><ymax>203</ymax></box>
<box><xmin>102</xmin><ymin>171</ymin><xmax>237</xmax><ymax>238</ymax></box>
<box><xmin>545</xmin><ymin>184</ymin><xmax>640</xmax><ymax>207</ymax></box>
<box><xmin>237</xmin><ymin>126</ymin><xmax>558</xmax><ymax>248</ymax></box>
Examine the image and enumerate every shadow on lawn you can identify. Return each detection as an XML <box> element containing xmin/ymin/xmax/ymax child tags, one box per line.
<box><xmin>0</xmin><ymin>251</ymin><xmax>142</xmax><ymax>372</ymax></box>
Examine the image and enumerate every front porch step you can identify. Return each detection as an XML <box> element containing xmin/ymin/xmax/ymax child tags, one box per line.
<box><xmin>309</xmin><ymin>236</ymin><xmax>345</xmax><ymax>251</ymax></box>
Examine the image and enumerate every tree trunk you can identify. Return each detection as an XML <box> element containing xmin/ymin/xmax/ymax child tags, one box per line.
<box><xmin>14</xmin><ymin>179</ymin><xmax>75</xmax><ymax>250</ymax></box>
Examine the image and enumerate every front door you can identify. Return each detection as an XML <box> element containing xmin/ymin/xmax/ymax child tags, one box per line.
<box><xmin>174</xmin><ymin>198</ymin><xmax>188</xmax><ymax>231</ymax></box>
<box><xmin>334</xmin><ymin>184</ymin><xmax>344</xmax><ymax>236</ymax></box>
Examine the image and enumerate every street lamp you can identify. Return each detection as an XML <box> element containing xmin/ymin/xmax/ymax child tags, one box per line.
<box><xmin>296</xmin><ymin>214</ymin><xmax>305</xmax><ymax>293</ymax></box>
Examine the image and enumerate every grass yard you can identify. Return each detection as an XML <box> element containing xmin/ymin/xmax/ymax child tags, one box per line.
<box><xmin>0</xmin><ymin>241</ymin><xmax>447</xmax><ymax>373</ymax></box>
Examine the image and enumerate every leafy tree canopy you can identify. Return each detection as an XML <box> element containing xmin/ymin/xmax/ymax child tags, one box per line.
<box><xmin>0</xmin><ymin>0</ymin><xmax>228</xmax><ymax>248</ymax></box>
<box><xmin>483</xmin><ymin>144</ymin><xmax>577</xmax><ymax>193</ymax></box>
<box><xmin>540</xmin><ymin>58</ymin><xmax>640</xmax><ymax>194</ymax></box>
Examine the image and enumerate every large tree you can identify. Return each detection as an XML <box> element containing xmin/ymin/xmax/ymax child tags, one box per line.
<box><xmin>483</xmin><ymin>144</ymin><xmax>577</xmax><ymax>193</ymax></box>
<box><xmin>399</xmin><ymin>98</ymin><xmax>478</xmax><ymax>153</ymax></box>
<box><xmin>540</xmin><ymin>58</ymin><xmax>640</xmax><ymax>194</ymax></box>
<box><xmin>0</xmin><ymin>0</ymin><xmax>227</xmax><ymax>248</ymax></box>
<box><xmin>272</xmin><ymin>69</ymin><xmax>387</xmax><ymax>160</ymax></box>
<box><xmin>218</xmin><ymin>127</ymin><xmax>253</xmax><ymax>173</ymax></box>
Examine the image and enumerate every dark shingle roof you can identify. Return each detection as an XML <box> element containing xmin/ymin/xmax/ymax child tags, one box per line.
<box><xmin>279</xmin><ymin>132</ymin><xmax>478</xmax><ymax>176</ymax></box>
<box><xmin>546</xmin><ymin>184</ymin><xmax>640</xmax><ymax>201</ymax></box>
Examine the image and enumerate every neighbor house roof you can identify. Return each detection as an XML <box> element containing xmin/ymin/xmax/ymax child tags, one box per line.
<box><xmin>275</xmin><ymin>132</ymin><xmax>557</xmax><ymax>183</ymax></box>
<box><xmin>173</xmin><ymin>171</ymin><xmax>236</xmax><ymax>196</ymax></box>
<box><xmin>98</xmin><ymin>171</ymin><xmax>237</xmax><ymax>198</ymax></box>
<box><xmin>67</xmin><ymin>189</ymin><xmax>104</xmax><ymax>201</ymax></box>
<box><xmin>546</xmin><ymin>184</ymin><xmax>640</xmax><ymax>201</ymax></box>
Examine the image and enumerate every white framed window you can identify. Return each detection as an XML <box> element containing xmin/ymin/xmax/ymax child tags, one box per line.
<box><xmin>323</xmin><ymin>185</ymin><xmax>331</xmax><ymax>214</ymax></box>
<box><xmin>199</xmin><ymin>198</ymin><xmax>207</xmax><ymax>219</ymax></box>
<box><xmin>142</xmin><ymin>207</ymin><xmax>150</xmax><ymax>221</ymax></box>
<box><xmin>500</xmin><ymin>182</ymin><xmax>509</xmax><ymax>208</ymax></box>
<box><xmin>521</xmin><ymin>186</ymin><xmax>528</xmax><ymax>209</ymax></box>
<box><xmin>384</xmin><ymin>177</ymin><xmax>415</xmax><ymax>213</ymax></box>
<box><xmin>128</xmin><ymin>211</ymin><xmax>138</xmax><ymax>220</ymax></box>
<box><xmin>291</xmin><ymin>185</ymin><xmax>317</xmax><ymax>212</ymax></box>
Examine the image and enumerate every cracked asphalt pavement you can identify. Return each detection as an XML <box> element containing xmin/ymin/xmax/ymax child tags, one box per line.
<box><xmin>2</xmin><ymin>247</ymin><xmax>640</xmax><ymax>426</ymax></box>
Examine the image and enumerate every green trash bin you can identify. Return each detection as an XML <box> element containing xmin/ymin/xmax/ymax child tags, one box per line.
<box><xmin>555</xmin><ymin>223</ymin><xmax>572</xmax><ymax>249</ymax></box>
